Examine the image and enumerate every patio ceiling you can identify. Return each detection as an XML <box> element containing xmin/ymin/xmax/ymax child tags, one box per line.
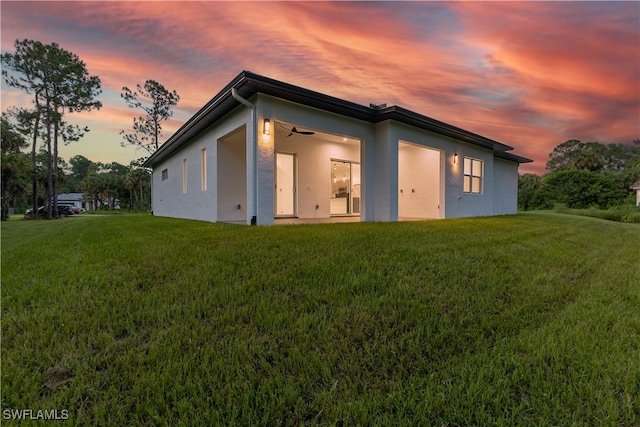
<box><xmin>274</xmin><ymin>121</ymin><xmax>360</xmax><ymax>147</ymax></box>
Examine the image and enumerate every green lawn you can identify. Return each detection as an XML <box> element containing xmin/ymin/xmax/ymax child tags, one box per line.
<box><xmin>2</xmin><ymin>213</ymin><xmax>639</xmax><ymax>426</ymax></box>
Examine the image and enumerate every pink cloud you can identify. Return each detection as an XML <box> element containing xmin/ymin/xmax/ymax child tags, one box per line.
<box><xmin>448</xmin><ymin>1</ymin><xmax>639</xmax><ymax>168</ymax></box>
<box><xmin>1</xmin><ymin>1</ymin><xmax>638</xmax><ymax>175</ymax></box>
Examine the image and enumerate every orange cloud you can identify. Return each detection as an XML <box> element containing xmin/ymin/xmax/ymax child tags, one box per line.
<box><xmin>1</xmin><ymin>1</ymin><xmax>637</xmax><ymax>175</ymax></box>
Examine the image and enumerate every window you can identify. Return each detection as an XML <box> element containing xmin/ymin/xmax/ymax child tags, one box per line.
<box><xmin>161</xmin><ymin>168</ymin><xmax>168</xmax><ymax>181</ymax></box>
<box><xmin>182</xmin><ymin>158</ymin><xmax>188</xmax><ymax>194</ymax></box>
<box><xmin>463</xmin><ymin>157</ymin><xmax>483</xmax><ymax>194</ymax></box>
<box><xmin>200</xmin><ymin>148</ymin><xmax>207</xmax><ymax>191</ymax></box>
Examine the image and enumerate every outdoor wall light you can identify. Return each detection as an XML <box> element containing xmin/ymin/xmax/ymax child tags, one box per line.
<box><xmin>263</xmin><ymin>119</ymin><xmax>271</xmax><ymax>135</ymax></box>
<box><xmin>454</xmin><ymin>153</ymin><xmax>459</xmax><ymax>164</ymax></box>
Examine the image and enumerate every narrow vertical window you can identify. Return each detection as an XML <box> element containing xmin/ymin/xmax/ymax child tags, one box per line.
<box><xmin>463</xmin><ymin>157</ymin><xmax>483</xmax><ymax>194</ymax></box>
<box><xmin>161</xmin><ymin>168</ymin><xmax>168</xmax><ymax>181</ymax></box>
<box><xmin>182</xmin><ymin>158</ymin><xmax>188</xmax><ymax>194</ymax></box>
<box><xmin>201</xmin><ymin>148</ymin><xmax>207</xmax><ymax>191</ymax></box>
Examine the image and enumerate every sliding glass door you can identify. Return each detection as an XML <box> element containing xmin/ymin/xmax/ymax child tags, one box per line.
<box><xmin>330</xmin><ymin>160</ymin><xmax>360</xmax><ymax>216</ymax></box>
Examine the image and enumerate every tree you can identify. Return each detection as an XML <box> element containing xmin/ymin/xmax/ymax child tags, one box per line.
<box><xmin>125</xmin><ymin>165</ymin><xmax>151</xmax><ymax>211</ymax></box>
<box><xmin>2</xmin><ymin>39</ymin><xmax>102</xmax><ymax>219</ymax></box>
<box><xmin>539</xmin><ymin>169</ymin><xmax>623</xmax><ymax>209</ymax></box>
<box><xmin>1</xmin><ymin>117</ymin><xmax>30</xmax><ymax>220</ymax></box>
<box><xmin>76</xmin><ymin>161</ymin><xmax>135</xmax><ymax>211</ymax></box>
<box><xmin>4</xmin><ymin>107</ymin><xmax>41</xmax><ymax>214</ymax></box>
<box><xmin>67</xmin><ymin>154</ymin><xmax>96</xmax><ymax>191</ymax></box>
<box><xmin>80</xmin><ymin>172</ymin><xmax>104</xmax><ymax>211</ymax></box>
<box><xmin>517</xmin><ymin>173</ymin><xmax>544</xmax><ymax>211</ymax></box>
<box><xmin>547</xmin><ymin>139</ymin><xmax>640</xmax><ymax>172</ymax></box>
<box><xmin>521</xmin><ymin>139</ymin><xmax>640</xmax><ymax>210</ymax></box>
<box><xmin>69</xmin><ymin>154</ymin><xmax>94</xmax><ymax>180</ymax></box>
<box><xmin>120</xmin><ymin>80</ymin><xmax>180</xmax><ymax>156</ymax></box>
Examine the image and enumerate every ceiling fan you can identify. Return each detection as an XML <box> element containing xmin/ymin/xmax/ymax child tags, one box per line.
<box><xmin>280</xmin><ymin>125</ymin><xmax>315</xmax><ymax>137</ymax></box>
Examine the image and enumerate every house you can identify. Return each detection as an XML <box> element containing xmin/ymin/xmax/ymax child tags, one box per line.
<box><xmin>57</xmin><ymin>193</ymin><xmax>85</xmax><ymax>211</ymax></box>
<box><xmin>144</xmin><ymin>71</ymin><xmax>532</xmax><ymax>225</ymax></box>
<box><xmin>631</xmin><ymin>182</ymin><xmax>640</xmax><ymax>206</ymax></box>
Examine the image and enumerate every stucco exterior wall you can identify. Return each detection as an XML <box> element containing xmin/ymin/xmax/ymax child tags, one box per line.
<box><xmin>493</xmin><ymin>158</ymin><xmax>519</xmax><ymax>214</ymax></box>
<box><xmin>386</xmin><ymin>121</ymin><xmax>499</xmax><ymax>219</ymax></box>
<box><xmin>217</xmin><ymin>127</ymin><xmax>247</xmax><ymax>222</ymax></box>
<box><xmin>151</xmin><ymin>107</ymin><xmax>250</xmax><ymax>222</ymax></box>
<box><xmin>398</xmin><ymin>142</ymin><xmax>442</xmax><ymax>219</ymax></box>
<box><xmin>446</xmin><ymin>143</ymin><xmax>495</xmax><ymax>218</ymax></box>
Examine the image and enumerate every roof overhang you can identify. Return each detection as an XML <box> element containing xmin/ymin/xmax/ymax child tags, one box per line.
<box><xmin>144</xmin><ymin>70</ymin><xmax>533</xmax><ymax>167</ymax></box>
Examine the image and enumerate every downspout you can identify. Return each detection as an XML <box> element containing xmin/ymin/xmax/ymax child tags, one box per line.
<box><xmin>231</xmin><ymin>87</ymin><xmax>258</xmax><ymax>225</ymax></box>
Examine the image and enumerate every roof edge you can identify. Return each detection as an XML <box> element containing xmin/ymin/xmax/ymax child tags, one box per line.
<box><xmin>144</xmin><ymin>70</ymin><xmax>252</xmax><ymax>167</ymax></box>
<box><xmin>378</xmin><ymin>105</ymin><xmax>514</xmax><ymax>152</ymax></box>
<box><xmin>494</xmin><ymin>150</ymin><xmax>533</xmax><ymax>163</ymax></box>
<box><xmin>145</xmin><ymin>71</ymin><xmax>529</xmax><ymax>167</ymax></box>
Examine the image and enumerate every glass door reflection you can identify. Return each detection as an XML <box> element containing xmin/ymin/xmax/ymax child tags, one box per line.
<box><xmin>330</xmin><ymin>160</ymin><xmax>359</xmax><ymax>215</ymax></box>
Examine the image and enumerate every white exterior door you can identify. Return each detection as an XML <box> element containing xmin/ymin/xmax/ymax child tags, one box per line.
<box><xmin>276</xmin><ymin>153</ymin><xmax>296</xmax><ymax>216</ymax></box>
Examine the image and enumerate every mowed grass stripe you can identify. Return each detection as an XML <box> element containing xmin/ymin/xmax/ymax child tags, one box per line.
<box><xmin>2</xmin><ymin>213</ymin><xmax>639</xmax><ymax>426</ymax></box>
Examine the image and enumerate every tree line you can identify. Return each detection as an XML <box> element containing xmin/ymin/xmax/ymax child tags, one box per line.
<box><xmin>519</xmin><ymin>139</ymin><xmax>640</xmax><ymax>210</ymax></box>
<box><xmin>1</xmin><ymin>39</ymin><xmax>179</xmax><ymax>220</ymax></box>
<box><xmin>1</xmin><ymin>131</ymin><xmax>151</xmax><ymax>219</ymax></box>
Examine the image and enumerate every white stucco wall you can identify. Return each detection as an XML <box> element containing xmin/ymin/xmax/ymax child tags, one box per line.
<box><xmin>217</xmin><ymin>128</ymin><xmax>247</xmax><ymax>222</ymax></box>
<box><xmin>151</xmin><ymin>107</ymin><xmax>250</xmax><ymax>222</ymax></box>
<box><xmin>493</xmin><ymin>158</ymin><xmax>519</xmax><ymax>214</ymax></box>
<box><xmin>446</xmin><ymin>144</ymin><xmax>495</xmax><ymax>218</ymax></box>
<box><xmin>372</xmin><ymin>121</ymin><xmax>396</xmax><ymax>221</ymax></box>
<box><xmin>398</xmin><ymin>142</ymin><xmax>442</xmax><ymax>219</ymax></box>
<box><xmin>387</xmin><ymin>121</ymin><xmax>498</xmax><ymax>219</ymax></box>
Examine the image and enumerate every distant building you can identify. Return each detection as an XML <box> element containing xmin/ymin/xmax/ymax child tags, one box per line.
<box><xmin>57</xmin><ymin>193</ymin><xmax>85</xmax><ymax>210</ymax></box>
<box><xmin>631</xmin><ymin>183</ymin><xmax>640</xmax><ymax>206</ymax></box>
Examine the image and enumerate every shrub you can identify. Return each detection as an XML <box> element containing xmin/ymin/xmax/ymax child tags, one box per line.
<box><xmin>541</xmin><ymin>169</ymin><xmax>624</xmax><ymax>209</ymax></box>
<box><xmin>621</xmin><ymin>213</ymin><xmax>640</xmax><ymax>223</ymax></box>
<box><xmin>555</xmin><ymin>204</ymin><xmax>640</xmax><ymax>223</ymax></box>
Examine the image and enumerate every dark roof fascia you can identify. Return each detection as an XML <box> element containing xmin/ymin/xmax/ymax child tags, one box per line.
<box><xmin>375</xmin><ymin>105</ymin><xmax>514</xmax><ymax>152</ymax></box>
<box><xmin>144</xmin><ymin>71</ymin><xmax>378</xmax><ymax>167</ymax></box>
<box><xmin>494</xmin><ymin>150</ymin><xmax>533</xmax><ymax>163</ymax></box>
<box><xmin>242</xmin><ymin>71</ymin><xmax>376</xmax><ymax>123</ymax></box>
<box><xmin>144</xmin><ymin>72</ymin><xmax>249</xmax><ymax>167</ymax></box>
<box><xmin>145</xmin><ymin>70</ymin><xmax>530</xmax><ymax>166</ymax></box>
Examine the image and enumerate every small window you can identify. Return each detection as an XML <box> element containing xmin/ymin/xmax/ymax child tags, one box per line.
<box><xmin>161</xmin><ymin>169</ymin><xmax>168</xmax><ymax>181</ymax></box>
<box><xmin>201</xmin><ymin>148</ymin><xmax>207</xmax><ymax>191</ymax></box>
<box><xmin>182</xmin><ymin>158</ymin><xmax>188</xmax><ymax>194</ymax></box>
<box><xmin>463</xmin><ymin>157</ymin><xmax>483</xmax><ymax>194</ymax></box>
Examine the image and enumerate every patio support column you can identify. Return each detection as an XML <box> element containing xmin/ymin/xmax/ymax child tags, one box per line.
<box><xmin>373</xmin><ymin>121</ymin><xmax>398</xmax><ymax>221</ymax></box>
<box><xmin>254</xmin><ymin>95</ymin><xmax>275</xmax><ymax>225</ymax></box>
<box><xmin>232</xmin><ymin>88</ymin><xmax>258</xmax><ymax>225</ymax></box>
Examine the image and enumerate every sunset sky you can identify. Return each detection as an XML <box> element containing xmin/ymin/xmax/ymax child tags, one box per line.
<box><xmin>2</xmin><ymin>1</ymin><xmax>639</xmax><ymax>175</ymax></box>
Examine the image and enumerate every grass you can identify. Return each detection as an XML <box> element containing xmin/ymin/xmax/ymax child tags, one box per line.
<box><xmin>2</xmin><ymin>213</ymin><xmax>639</xmax><ymax>426</ymax></box>
<box><xmin>553</xmin><ymin>203</ymin><xmax>640</xmax><ymax>223</ymax></box>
